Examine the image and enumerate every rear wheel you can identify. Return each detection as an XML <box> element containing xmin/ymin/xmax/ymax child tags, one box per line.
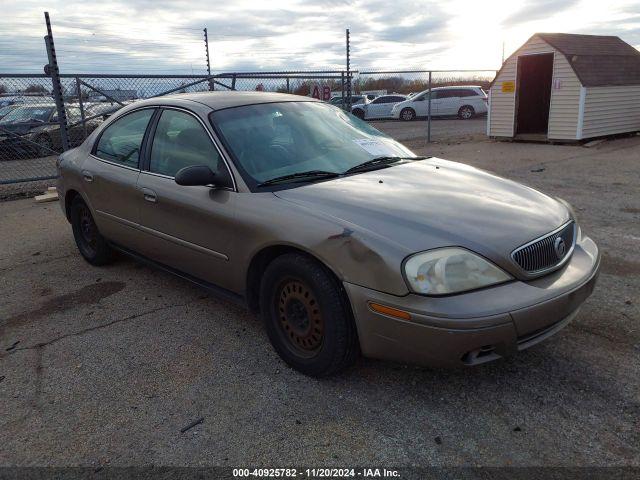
<box><xmin>458</xmin><ymin>105</ymin><xmax>475</xmax><ymax>119</ymax></box>
<box><xmin>70</xmin><ymin>196</ymin><xmax>113</xmax><ymax>265</ymax></box>
<box><xmin>400</xmin><ymin>107</ymin><xmax>416</xmax><ymax>121</ymax></box>
<box><xmin>259</xmin><ymin>253</ymin><xmax>358</xmax><ymax>376</ymax></box>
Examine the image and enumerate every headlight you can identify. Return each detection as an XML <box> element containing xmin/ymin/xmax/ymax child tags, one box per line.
<box><xmin>403</xmin><ymin>248</ymin><xmax>512</xmax><ymax>295</ymax></box>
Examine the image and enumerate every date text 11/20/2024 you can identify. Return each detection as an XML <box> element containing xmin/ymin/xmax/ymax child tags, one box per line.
<box><xmin>232</xmin><ymin>468</ymin><xmax>401</xmax><ymax>478</ymax></box>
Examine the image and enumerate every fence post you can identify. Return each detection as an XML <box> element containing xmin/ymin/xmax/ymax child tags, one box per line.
<box><xmin>345</xmin><ymin>29</ymin><xmax>351</xmax><ymax>110</ymax></box>
<box><xmin>231</xmin><ymin>74</ymin><xmax>236</xmax><ymax>90</ymax></box>
<box><xmin>427</xmin><ymin>70</ymin><xmax>432</xmax><ymax>143</ymax></box>
<box><xmin>204</xmin><ymin>28</ymin><xmax>213</xmax><ymax>91</ymax></box>
<box><xmin>286</xmin><ymin>77</ymin><xmax>290</xmax><ymax>93</ymax></box>
<box><xmin>43</xmin><ymin>11</ymin><xmax>69</xmax><ymax>152</ymax></box>
<box><xmin>75</xmin><ymin>76</ymin><xmax>88</xmax><ymax>139</ymax></box>
<box><xmin>341</xmin><ymin>71</ymin><xmax>345</xmax><ymax>110</ymax></box>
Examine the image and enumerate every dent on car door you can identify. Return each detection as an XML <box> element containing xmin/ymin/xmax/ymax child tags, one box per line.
<box><xmin>84</xmin><ymin>108</ymin><xmax>155</xmax><ymax>249</ymax></box>
<box><xmin>136</xmin><ymin>108</ymin><xmax>236</xmax><ymax>288</ymax></box>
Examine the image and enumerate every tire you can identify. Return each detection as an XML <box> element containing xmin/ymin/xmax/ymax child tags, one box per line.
<box><xmin>400</xmin><ymin>107</ymin><xmax>416</xmax><ymax>121</ymax></box>
<box><xmin>458</xmin><ymin>105</ymin><xmax>475</xmax><ymax>120</ymax></box>
<box><xmin>353</xmin><ymin>109</ymin><xmax>365</xmax><ymax>120</ymax></box>
<box><xmin>35</xmin><ymin>134</ymin><xmax>54</xmax><ymax>158</ymax></box>
<box><xmin>259</xmin><ymin>253</ymin><xmax>359</xmax><ymax>377</ymax></box>
<box><xmin>70</xmin><ymin>196</ymin><xmax>114</xmax><ymax>266</ymax></box>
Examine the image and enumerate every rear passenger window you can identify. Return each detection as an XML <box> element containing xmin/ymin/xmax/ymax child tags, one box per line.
<box><xmin>458</xmin><ymin>89</ymin><xmax>479</xmax><ymax>97</ymax></box>
<box><xmin>150</xmin><ymin>109</ymin><xmax>223</xmax><ymax>178</ymax></box>
<box><xmin>95</xmin><ymin>109</ymin><xmax>154</xmax><ymax>168</ymax></box>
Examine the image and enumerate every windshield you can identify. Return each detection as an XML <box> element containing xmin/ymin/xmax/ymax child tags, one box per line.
<box><xmin>0</xmin><ymin>105</ymin><xmax>15</xmax><ymax>117</ymax></box>
<box><xmin>0</xmin><ymin>106</ymin><xmax>54</xmax><ymax>124</ymax></box>
<box><xmin>210</xmin><ymin>101</ymin><xmax>416</xmax><ymax>188</ymax></box>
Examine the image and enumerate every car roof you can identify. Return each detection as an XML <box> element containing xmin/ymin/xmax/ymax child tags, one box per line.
<box><xmin>135</xmin><ymin>91</ymin><xmax>321</xmax><ymax>111</ymax></box>
<box><xmin>12</xmin><ymin>103</ymin><xmax>56</xmax><ymax>108</ymax></box>
<box><xmin>432</xmin><ymin>85</ymin><xmax>482</xmax><ymax>90</ymax></box>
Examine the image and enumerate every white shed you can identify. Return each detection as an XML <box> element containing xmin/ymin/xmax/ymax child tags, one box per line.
<box><xmin>488</xmin><ymin>33</ymin><xmax>640</xmax><ymax>141</ymax></box>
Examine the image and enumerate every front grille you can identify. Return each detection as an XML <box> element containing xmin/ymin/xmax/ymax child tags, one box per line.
<box><xmin>512</xmin><ymin>222</ymin><xmax>575</xmax><ymax>274</ymax></box>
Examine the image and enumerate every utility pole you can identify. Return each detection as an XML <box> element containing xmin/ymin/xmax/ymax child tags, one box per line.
<box><xmin>204</xmin><ymin>27</ymin><xmax>213</xmax><ymax>91</ymax></box>
<box><xmin>346</xmin><ymin>28</ymin><xmax>351</xmax><ymax>110</ymax></box>
<box><xmin>43</xmin><ymin>11</ymin><xmax>69</xmax><ymax>152</ymax></box>
<box><xmin>502</xmin><ymin>41</ymin><xmax>505</xmax><ymax>65</ymax></box>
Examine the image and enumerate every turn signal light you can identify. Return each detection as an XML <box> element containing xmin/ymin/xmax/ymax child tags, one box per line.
<box><xmin>368</xmin><ymin>302</ymin><xmax>411</xmax><ymax>321</ymax></box>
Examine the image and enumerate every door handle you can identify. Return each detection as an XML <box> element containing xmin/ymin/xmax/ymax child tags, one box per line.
<box><xmin>82</xmin><ymin>171</ymin><xmax>93</xmax><ymax>182</ymax></box>
<box><xmin>142</xmin><ymin>188</ymin><xmax>157</xmax><ymax>203</ymax></box>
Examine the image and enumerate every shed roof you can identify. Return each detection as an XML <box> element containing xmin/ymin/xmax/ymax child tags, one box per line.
<box><xmin>493</xmin><ymin>33</ymin><xmax>640</xmax><ymax>88</ymax></box>
<box><xmin>539</xmin><ymin>33</ymin><xmax>640</xmax><ymax>87</ymax></box>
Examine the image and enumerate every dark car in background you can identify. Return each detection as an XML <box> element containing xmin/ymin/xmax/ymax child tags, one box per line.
<box><xmin>85</xmin><ymin>102</ymin><xmax>126</xmax><ymax>120</ymax></box>
<box><xmin>0</xmin><ymin>103</ymin><xmax>102</xmax><ymax>159</ymax></box>
<box><xmin>329</xmin><ymin>95</ymin><xmax>366</xmax><ymax>107</ymax></box>
<box><xmin>0</xmin><ymin>104</ymin><xmax>18</xmax><ymax>120</ymax></box>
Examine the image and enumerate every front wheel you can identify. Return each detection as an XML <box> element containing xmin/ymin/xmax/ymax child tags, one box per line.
<box><xmin>352</xmin><ymin>109</ymin><xmax>365</xmax><ymax>119</ymax></box>
<box><xmin>70</xmin><ymin>196</ymin><xmax>114</xmax><ymax>266</ymax></box>
<box><xmin>400</xmin><ymin>108</ymin><xmax>416</xmax><ymax>121</ymax></box>
<box><xmin>259</xmin><ymin>253</ymin><xmax>359</xmax><ymax>377</ymax></box>
<box><xmin>458</xmin><ymin>105</ymin><xmax>475</xmax><ymax>119</ymax></box>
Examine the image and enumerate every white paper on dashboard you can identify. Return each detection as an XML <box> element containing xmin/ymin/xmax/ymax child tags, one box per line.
<box><xmin>353</xmin><ymin>138</ymin><xmax>394</xmax><ymax>156</ymax></box>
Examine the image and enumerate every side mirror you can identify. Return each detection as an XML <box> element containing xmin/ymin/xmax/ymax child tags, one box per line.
<box><xmin>174</xmin><ymin>165</ymin><xmax>232</xmax><ymax>189</ymax></box>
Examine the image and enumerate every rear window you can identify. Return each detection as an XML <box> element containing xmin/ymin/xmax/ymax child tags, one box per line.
<box><xmin>95</xmin><ymin>109</ymin><xmax>154</xmax><ymax>168</ymax></box>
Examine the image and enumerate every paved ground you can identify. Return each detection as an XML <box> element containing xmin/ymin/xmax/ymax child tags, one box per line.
<box><xmin>371</xmin><ymin>116</ymin><xmax>486</xmax><ymax>143</ymax></box>
<box><xmin>0</xmin><ymin>128</ymin><xmax>639</xmax><ymax>468</ymax></box>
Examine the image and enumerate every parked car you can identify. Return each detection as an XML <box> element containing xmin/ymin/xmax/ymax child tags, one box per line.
<box><xmin>351</xmin><ymin>94</ymin><xmax>407</xmax><ymax>120</ymax></box>
<box><xmin>57</xmin><ymin>92</ymin><xmax>600</xmax><ymax>377</ymax></box>
<box><xmin>0</xmin><ymin>104</ymin><xmax>18</xmax><ymax>120</ymax></box>
<box><xmin>391</xmin><ymin>86</ymin><xmax>488</xmax><ymax>120</ymax></box>
<box><xmin>85</xmin><ymin>102</ymin><xmax>125</xmax><ymax>120</ymax></box>
<box><xmin>0</xmin><ymin>103</ymin><xmax>101</xmax><ymax>158</ymax></box>
<box><xmin>329</xmin><ymin>95</ymin><xmax>366</xmax><ymax>107</ymax></box>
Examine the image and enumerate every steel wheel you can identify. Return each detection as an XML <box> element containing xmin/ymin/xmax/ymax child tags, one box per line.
<box><xmin>77</xmin><ymin>202</ymin><xmax>97</xmax><ymax>256</ymax></box>
<box><xmin>276</xmin><ymin>278</ymin><xmax>324</xmax><ymax>357</ymax></box>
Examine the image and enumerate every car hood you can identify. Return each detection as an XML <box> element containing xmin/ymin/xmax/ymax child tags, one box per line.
<box><xmin>274</xmin><ymin>158</ymin><xmax>570</xmax><ymax>274</ymax></box>
<box><xmin>0</xmin><ymin>121</ymin><xmax>40</xmax><ymax>135</ymax></box>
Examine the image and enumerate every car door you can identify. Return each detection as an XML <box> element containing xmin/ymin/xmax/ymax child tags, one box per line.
<box><xmin>437</xmin><ymin>89</ymin><xmax>461</xmax><ymax>116</ymax></box>
<box><xmin>381</xmin><ymin>96</ymin><xmax>406</xmax><ymax>118</ymax></box>
<box><xmin>364</xmin><ymin>96</ymin><xmax>388</xmax><ymax>119</ymax></box>
<box><xmin>84</xmin><ymin>107</ymin><xmax>156</xmax><ymax>251</ymax></box>
<box><xmin>136</xmin><ymin>107</ymin><xmax>237</xmax><ymax>288</ymax></box>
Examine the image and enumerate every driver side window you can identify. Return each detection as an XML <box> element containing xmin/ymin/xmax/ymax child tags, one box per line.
<box><xmin>150</xmin><ymin>109</ymin><xmax>223</xmax><ymax>178</ymax></box>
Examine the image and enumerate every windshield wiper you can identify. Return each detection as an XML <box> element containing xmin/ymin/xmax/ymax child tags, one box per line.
<box><xmin>344</xmin><ymin>156</ymin><xmax>429</xmax><ymax>174</ymax></box>
<box><xmin>257</xmin><ymin>170</ymin><xmax>341</xmax><ymax>187</ymax></box>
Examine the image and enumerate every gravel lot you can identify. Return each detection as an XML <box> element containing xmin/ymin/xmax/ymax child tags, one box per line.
<box><xmin>0</xmin><ymin>121</ymin><xmax>639</xmax><ymax>469</ymax></box>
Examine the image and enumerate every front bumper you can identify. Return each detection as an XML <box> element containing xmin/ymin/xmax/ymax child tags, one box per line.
<box><xmin>344</xmin><ymin>235</ymin><xmax>600</xmax><ymax>367</ymax></box>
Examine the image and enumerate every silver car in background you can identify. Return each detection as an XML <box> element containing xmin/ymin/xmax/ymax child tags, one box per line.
<box><xmin>391</xmin><ymin>86</ymin><xmax>488</xmax><ymax>120</ymax></box>
<box><xmin>351</xmin><ymin>94</ymin><xmax>407</xmax><ymax>120</ymax></box>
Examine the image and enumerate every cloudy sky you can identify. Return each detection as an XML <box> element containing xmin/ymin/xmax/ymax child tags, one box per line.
<box><xmin>1</xmin><ymin>0</ymin><xmax>639</xmax><ymax>74</ymax></box>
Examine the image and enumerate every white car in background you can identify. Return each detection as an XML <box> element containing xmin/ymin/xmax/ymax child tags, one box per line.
<box><xmin>351</xmin><ymin>94</ymin><xmax>407</xmax><ymax>120</ymax></box>
<box><xmin>390</xmin><ymin>86</ymin><xmax>487</xmax><ymax>121</ymax></box>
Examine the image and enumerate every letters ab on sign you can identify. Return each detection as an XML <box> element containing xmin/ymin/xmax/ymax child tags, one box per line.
<box><xmin>312</xmin><ymin>84</ymin><xmax>332</xmax><ymax>101</ymax></box>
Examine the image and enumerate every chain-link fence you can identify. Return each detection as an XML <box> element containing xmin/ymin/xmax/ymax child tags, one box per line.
<box><xmin>0</xmin><ymin>71</ymin><xmax>350</xmax><ymax>197</ymax></box>
<box><xmin>0</xmin><ymin>74</ymin><xmax>62</xmax><ymax>197</ymax></box>
<box><xmin>1</xmin><ymin>69</ymin><xmax>497</xmax><ymax>197</ymax></box>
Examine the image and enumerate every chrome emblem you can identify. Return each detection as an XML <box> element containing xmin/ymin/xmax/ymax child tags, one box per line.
<box><xmin>554</xmin><ymin>237</ymin><xmax>566</xmax><ymax>259</ymax></box>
